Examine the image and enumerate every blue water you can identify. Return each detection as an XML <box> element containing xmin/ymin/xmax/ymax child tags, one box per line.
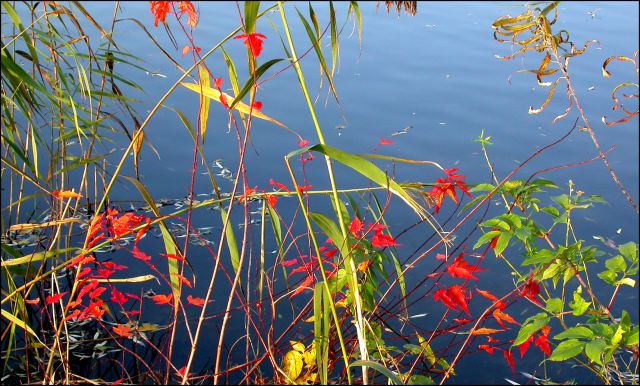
<box><xmin>4</xmin><ymin>2</ymin><xmax>638</xmax><ymax>384</ymax></box>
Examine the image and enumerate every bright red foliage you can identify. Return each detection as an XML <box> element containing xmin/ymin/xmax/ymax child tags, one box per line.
<box><xmin>433</xmin><ymin>285</ymin><xmax>470</xmax><ymax>315</ymax></box>
<box><xmin>151</xmin><ymin>294</ymin><xmax>173</xmax><ymax>305</ymax></box>
<box><xmin>45</xmin><ymin>292</ymin><xmax>68</xmax><ymax>305</ymax></box>
<box><xmin>269</xmin><ymin>178</ymin><xmax>290</xmax><ymax>192</ymax></box>
<box><xmin>177</xmin><ymin>1</ymin><xmax>198</xmax><ymax>27</ymax></box>
<box><xmin>113</xmin><ymin>324</ymin><xmax>134</xmax><ymax>338</ymax></box>
<box><xmin>150</xmin><ymin>1</ymin><xmax>171</xmax><ymax>27</ymax></box>
<box><xmin>520</xmin><ymin>276</ymin><xmax>542</xmax><ymax>305</ymax></box>
<box><xmin>503</xmin><ymin>349</ymin><xmax>515</xmax><ymax>375</ymax></box>
<box><xmin>445</xmin><ymin>252</ymin><xmax>485</xmax><ymax>280</ymax></box>
<box><xmin>187</xmin><ymin>295</ymin><xmax>206</xmax><ymax>307</ymax></box>
<box><xmin>349</xmin><ymin>216</ymin><xmax>363</xmax><ymax>238</ymax></box>
<box><xmin>379</xmin><ymin>137</ymin><xmax>394</xmax><ymax>145</ymax></box>
<box><xmin>429</xmin><ymin>168</ymin><xmax>473</xmax><ymax>213</ymax></box>
<box><xmin>234</xmin><ymin>32</ymin><xmax>267</xmax><ymax>58</ymax></box>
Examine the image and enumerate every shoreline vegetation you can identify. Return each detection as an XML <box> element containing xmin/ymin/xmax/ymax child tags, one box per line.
<box><xmin>1</xmin><ymin>1</ymin><xmax>637</xmax><ymax>384</ymax></box>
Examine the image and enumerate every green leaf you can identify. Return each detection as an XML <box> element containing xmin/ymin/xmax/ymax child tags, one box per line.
<box><xmin>288</xmin><ymin>144</ymin><xmax>429</xmax><ymax>221</ymax></box>
<box><xmin>598</xmin><ymin>269</ymin><xmax>618</xmax><ymax>285</ymax></box>
<box><xmin>611</xmin><ymin>324</ymin><xmax>625</xmax><ymax>346</ymax></box>
<box><xmin>569</xmin><ymin>288</ymin><xmax>591</xmax><ymax>316</ymax></box>
<box><xmin>124</xmin><ymin>176</ymin><xmax>181</xmax><ymax>302</ymax></box>
<box><xmin>243</xmin><ymin>1</ymin><xmax>260</xmax><ymax>34</ymax></box>
<box><xmin>541</xmin><ymin>206</ymin><xmax>560</xmax><ymax>217</ymax></box>
<box><xmin>220</xmin><ymin>207</ymin><xmax>241</xmax><ymax>277</ymax></box>
<box><xmin>554</xmin><ymin>326</ymin><xmax>594</xmax><ymax>340</ymax></box>
<box><xmin>584</xmin><ymin>339</ymin><xmax>606</xmax><ymax>365</ymax></box>
<box><xmin>549</xmin><ymin>339</ymin><xmax>585</xmax><ymax>361</ymax></box>
<box><xmin>624</xmin><ymin>326</ymin><xmax>638</xmax><ymax>346</ymax></box>
<box><xmin>513</xmin><ymin>313</ymin><xmax>549</xmax><ymax>346</ymax></box>
<box><xmin>618</xmin><ymin>242</ymin><xmax>638</xmax><ymax>262</ymax></box>
<box><xmin>480</xmin><ymin>218</ymin><xmax>510</xmax><ymax>231</ymax></box>
<box><xmin>407</xmin><ymin>375</ymin><xmax>435</xmax><ymax>385</ymax></box>
<box><xmin>228</xmin><ymin>58</ymin><xmax>284</xmax><ymax>112</ymax></box>
<box><xmin>523</xmin><ymin>249</ymin><xmax>555</xmax><ymax>266</ymax></box>
<box><xmin>349</xmin><ymin>360</ymin><xmax>404</xmax><ymax>385</ymax></box>
<box><xmin>309</xmin><ymin>212</ymin><xmax>346</xmax><ymax>259</ymax></box>
<box><xmin>493</xmin><ymin>232</ymin><xmax>511</xmax><ymax>256</ymax></box>
<box><xmin>545</xmin><ymin>298</ymin><xmax>563</xmax><ymax>314</ymax></box>
<box><xmin>418</xmin><ymin>335</ymin><xmax>436</xmax><ymax>365</ymax></box>
<box><xmin>1</xmin><ymin>248</ymin><xmax>76</xmax><ymax>267</ymax></box>
<box><xmin>605</xmin><ymin>255</ymin><xmax>627</xmax><ymax>272</ymax></box>
<box><xmin>473</xmin><ymin>230</ymin><xmax>501</xmax><ymax>249</ymax></box>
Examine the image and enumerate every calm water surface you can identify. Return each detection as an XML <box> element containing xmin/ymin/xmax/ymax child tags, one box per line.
<box><xmin>10</xmin><ymin>2</ymin><xmax>640</xmax><ymax>384</ymax></box>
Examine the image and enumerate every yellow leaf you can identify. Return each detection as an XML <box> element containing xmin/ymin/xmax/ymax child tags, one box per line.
<box><xmin>471</xmin><ymin>328</ymin><xmax>505</xmax><ymax>335</ymax></box>
<box><xmin>281</xmin><ymin>350</ymin><xmax>303</xmax><ymax>382</ymax></box>
<box><xmin>181</xmin><ymin>82</ymin><xmax>287</xmax><ymax>128</ymax></box>
<box><xmin>290</xmin><ymin>340</ymin><xmax>306</xmax><ymax>353</ymax></box>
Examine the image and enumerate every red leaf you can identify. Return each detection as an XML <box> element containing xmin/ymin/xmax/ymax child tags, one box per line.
<box><xmin>434</xmin><ymin>288</ymin><xmax>457</xmax><ymax>311</ymax></box>
<box><xmin>534</xmin><ymin>333</ymin><xmax>551</xmax><ymax>356</ymax></box>
<box><xmin>479</xmin><ymin>344</ymin><xmax>495</xmax><ymax>355</ymax></box>
<box><xmin>379</xmin><ymin>137</ymin><xmax>395</xmax><ymax>145</ymax></box>
<box><xmin>292</xmin><ymin>275</ymin><xmax>314</xmax><ymax>297</ymax></box>
<box><xmin>264</xmin><ymin>194</ymin><xmax>277</xmax><ymax>208</ymax></box>
<box><xmin>187</xmin><ymin>295</ymin><xmax>206</xmax><ymax>307</ymax></box>
<box><xmin>113</xmin><ymin>324</ymin><xmax>133</xmax><ymax>338</ymax></box>
<box><xmin>475</xmin><ymin>288</ymin><xmax>499</xmax><ymax>302</ymax></box>
<box><xmin>172</xmin><ymin>273</ymin><xmax>193</xmax><ymax>288</ymax></box>
<box><xmin>182</xmin><ymin>46</ymin><xmax>190</xmax><ymax>56</ymax></box>
<box><xmin>520</xmin><ymin>276</ymin><xmax>542</xmax><ymax>305</ymax></box>
<box><xmin>493</xmin><ymin>308</ymin><xmax>519</xmax><ymax>328</ymax></box>
<box><xmin>518</xmin><ymin>335</ymin><xmax>534</xmax><ymax>358</ymax></box>
<box><xmin>503</xmin><ymin>349</ymin><xmax>515</xmax><ymax>375</ymax></box>
<box><xmin>371</xmin><ymin>231</ymin><xmax>400</xmax><ymax>249</ymax></box>
<box><xmin>281</xmin><ymin>258</ymin><xmax>298</xmax><ymax>267</ymax></box>
<box><xmin>447</xmin><ymin>285</ymin><xmax>471</xmax><ymax>315</ymax></box>
<box><xmin>25</xmin><ymin>298</ymin><xmax>40</xmax><ymax>305</ymax></box>
<box><xmin>111</xmin><ymin>288</ymin><xmax>128</xmax><ymax>306</ymax></box>
<box><xmin>150</xmin><ymin>1</ymin><xmax>171</xmax><ymax>27</ymax></box>
<box><xmin>251</xmin><ymin>101</ymin><xmax>263</xmax><ymax>112</ymax></box>
<box><xmin>151</xmin><ymin>294</ymin><xmax>173</xmax><ymax>305</ymax></box>
<box><xmin>88</xmin><ymin>286</ymin><xmax>107</xmax><ymax>300</ymax></box>
<box><xmin>161</xmin><ymin>253</ymin><xmax>185</xmax><ymax>261</ymax></box>
<box><xmin>177</xmin><ymin>1</ymin><xmax>198</xmax><ymax>27</ymax></box>
<box><xmin>296</xmin><ymin>184</ymin><xmax>313</xmax><ymax>194</ymax></box>
<box><xmin>132</xmin><ymin>246</ymin><xmax>152</xmax><ymax>262</ymax></box>
<box><xmin>269</xmin><ymin>178</ymin><xmax>290</xmax><ymax>192</ymax></box>
<box><xmin>214</xmin><ymin>78</ymin><xmax>223</xmax><ymax>89</ymax></box>
<box><xmin>349</xmin><ymin>216</ymin><xmax>363</xmax><ymax>237</ymax></box>
<box><xmin>297</xmin><ymin>139</ymin><xmax>310</xmax><ymax>147</ymax></box>
<box><xmin>234</xmin><ymin>32</ymin><xmax>267</xmax><ymax>58</ymax></box>
<box><xmin>445</xmin><ymin>252</ymin><xmax>485</xmax><ymax>280</ymax></box>
<box><xmin>45</xmin><ymin>292</ymin><xmax>68</xmax><ymax>305</ymax></box>
<box><xmin>435</xmin><ymin>253</ymin><xmax>448</xmax><ymax>261</ymax></box>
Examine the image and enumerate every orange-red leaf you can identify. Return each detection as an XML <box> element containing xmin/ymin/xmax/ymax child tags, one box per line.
<box><xmin>187</xmin><ymin>295</ymin><xmax>206</xmax><ymax>307</ymax></box>
<box><xmin>151</xmin><ymin>294</ymin><xmax>173</xmax><ymax>305</ymax></box>
<box><xmin>52</xmin><ymin>190</ymin><xmax>82</xmax><ymax>199</ymax></box>
<box><xmin>45</xmin><ymin>292</ymin><xmax>68</xmax><ymax>305</ymax></box>
<box><xmin>471</xmin><ymin>327</ymin><xmax>504</xmax><ymax>335</ymax></box>
<box><xmin>113</xmin><ymin>324</ymin><xmax>133</xmax><ymax>338</ymax></box>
